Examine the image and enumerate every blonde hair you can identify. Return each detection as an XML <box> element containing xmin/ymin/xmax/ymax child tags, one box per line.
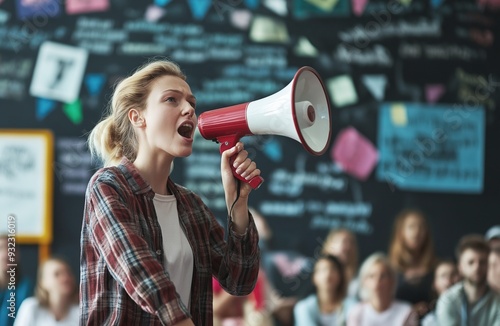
<box><xmin>322</xmin><ymin>228</ymin><xmax>359</xmax><ymax>281</ymax></box>
<box><xmin>358</xmin><ymin>252</ymin><xmax>396</xmax><ymax>301</ymax></box>
<box><xmin>35</xmin><ymin>257</ymin><xmax>78</xmax><ymax>308</ymax></box>
<box><xmin>88</xmin><ymin>60</ymin><xmax>186</xmax><ymax>166</ymax></box>
<box><xmin>389</xmin><ymin>208</ymin><xmax>436</xmax><ymax>272</ymax></box>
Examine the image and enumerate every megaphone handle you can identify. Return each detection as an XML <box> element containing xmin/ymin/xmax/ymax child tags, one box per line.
<box><xmin>218</xmin><ymin>135</ymin><xmax>264</xmax><ymax>190</ymax></box>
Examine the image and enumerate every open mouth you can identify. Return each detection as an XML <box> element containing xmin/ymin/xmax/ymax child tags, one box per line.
<box><xmin>178</xmin><ymin>122</ymin><xmax>194</xmax><ymax>138</ymax></box>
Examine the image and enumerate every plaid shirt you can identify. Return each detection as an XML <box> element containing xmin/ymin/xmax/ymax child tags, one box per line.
<box><xmin>80</xmin><ymin>158</ymin><xmax>260</xmax><ymax>325</ymax></box>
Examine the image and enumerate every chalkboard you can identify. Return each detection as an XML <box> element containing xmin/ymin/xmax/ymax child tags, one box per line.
<box><xmin>0</xmin><ymin>0</ymin><xmax>499</xmax><ymax>288</ymax></box>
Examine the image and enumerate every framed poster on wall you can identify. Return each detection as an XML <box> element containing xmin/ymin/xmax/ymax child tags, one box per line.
<box><xmin>0</xmin><ymin>129</ymin><xmax>53</xmax><ymax>244</ymax></box>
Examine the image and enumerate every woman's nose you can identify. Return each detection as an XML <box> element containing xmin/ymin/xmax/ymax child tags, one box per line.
<box><xmin>182</xmin><ymin>102</ymin><xmax>195</xmax><ymax>117</ymax></box>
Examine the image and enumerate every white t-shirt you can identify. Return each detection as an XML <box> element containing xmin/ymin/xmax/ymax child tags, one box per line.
<box><xmin>153</xmin><ymin>193</ymin><xmax>194</xmax><ymax>309</ymax></box>
<box><xmin>13</xmin><ymin>297</ymin><xmax>79</xmax><ymax>326</ymax></box>
<box><xmin>347</xmin><ymin>300</ymin><xmax>413</xmax><ymax>326</ymax></box>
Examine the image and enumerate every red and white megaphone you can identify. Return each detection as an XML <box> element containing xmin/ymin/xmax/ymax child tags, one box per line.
<box><xmin>198</xmin><ymin>66</ymin><xmax>332</xmax><ymax>190</ymax></box>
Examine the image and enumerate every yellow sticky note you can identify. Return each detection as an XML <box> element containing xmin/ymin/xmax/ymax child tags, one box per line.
<box><xmin>391</xmin><ymin>104</ymin><xmax>408</xmax><ymax>126</ymax></box>
<box><xmin>249</xmin><ymin>16</ymin><xmax>289</xmax><ymax>43</ymax></box>
<box><xmin>306</xmin><ymin>0</ymin><xmax>339</xmax><ymax>11</ymax></box>
<box><xmin>327</xmin><ymin>75</ymin><xmax>358</xmax><ymax>107</ymax></box>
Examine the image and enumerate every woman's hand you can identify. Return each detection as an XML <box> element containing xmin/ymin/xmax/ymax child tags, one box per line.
<box><xmin>220</xmin><ymin>142</ymin><xmax>261</xmax><ymax>233</ymax></box>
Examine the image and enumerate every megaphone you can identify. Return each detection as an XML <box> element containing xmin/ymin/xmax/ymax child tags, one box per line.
<box><xmin>198</xmin><ymin>66</ymin><xmax>331</xmax><ymax>190</ymax></box>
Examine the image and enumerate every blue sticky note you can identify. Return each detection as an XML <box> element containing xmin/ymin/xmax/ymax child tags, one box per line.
<box><xmin>154</xmin><ymin>0</ymin><xmax>172</xmax><ymax>7</ymax></box>
<box><xmin>84</xmin><ymin>73</ymin><xmax>106</xmax><ymax>97</ymax></box>
<box><xmin>244</xmin><ymin>0</ymin><xmax>260</xmax><ymax>9</ymax></box>
<box><xmin>187</xmin><ymin>0</ymin><xmax>211</xmax><ymax>20</ymax></box>
<box><xmin>376</xmin><ymin>103</ymin><xmax>485</xmax><ymax>193</ymax></box>
<box><xmin>36</xmin><ymin>98</ymin><xmax>56</xmax><ymax>120</ymax></box>
<box><xmin>15</xmin><ymin>0</ymin><xmax>61</xmax><ymax>20</ymax></box>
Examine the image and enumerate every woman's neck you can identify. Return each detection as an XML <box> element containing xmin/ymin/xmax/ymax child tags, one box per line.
<box><xmin>48</xmin><ymin>294</ymin><xmax>72</xmax><ymax>321</ymax></box>
<box><xmin>317</xmin><ymin>290</ymin><xmax>340</xmax><ymax>313</ymax></box>
<box><xmin>133</xmin><ymin>152</ymin><xmax>172</xmax><ymax>195</ymax></box>
<box><xmin>370</xmin><ymin>295</ymin><xmax>392</xmax><ymax>313</ymax></box>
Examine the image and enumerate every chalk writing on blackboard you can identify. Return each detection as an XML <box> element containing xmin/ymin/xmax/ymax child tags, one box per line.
<box><xmin>377</xmin><ymin>103</ymin><xmax>485</xmax><ymax>193</ymax></box>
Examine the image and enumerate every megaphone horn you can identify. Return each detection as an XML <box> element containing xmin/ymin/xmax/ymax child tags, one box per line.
<box><xmin>198</xmin><ymin>66</ymin><xmax>332</xmax><ymax>190</ymax></box>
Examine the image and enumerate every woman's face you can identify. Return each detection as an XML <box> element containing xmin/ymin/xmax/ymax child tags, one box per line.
<box><xmin>139</xmin><ymin>75</ymin><xmax>197</xmax><ymax>159</ymax></box>
<box><xmin>313</xmin><ymin>259</ymin><xmax>341</xmax><ymax>292</ymax></box>
<box><xmin>324</xmin><ymin>232</ymin><xmax>354</xmax><ymax>264</ymax></box>
<box><xmin>433</xmin><ymin>263</ymin><xmax>460</xmax><ymax>296</ymax></box>
<box><xmin>364</xmin><ymin>262</ymin><xmax>394</xmax><ymax>299</ymax></box>
<box><xmin>402</xmin><ymin>214</ymin><xmax>427</xmax><ymax>251</ymax></box>
<box><xmin>41</xmin><ymin>260</ymin><xmax>75</xmax><ymax>297</ymax></box>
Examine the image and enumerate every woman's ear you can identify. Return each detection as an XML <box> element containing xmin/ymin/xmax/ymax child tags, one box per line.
<box><xmin>128</xmin><ymin>109</ymin><xmax>145</xmax><ymax>127</ymax></box>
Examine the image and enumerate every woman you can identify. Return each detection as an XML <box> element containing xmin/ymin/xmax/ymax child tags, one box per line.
<box><xmin>421</xmin><ymin>259</ymin><xmax>460</xmax><ymax>326</ymax></box>
<box><xmin>294</xmin><ymin>254</ymin><xmax>356</xmax><ymax>326</ymax></box>
<box><xmin>0</xmin><ymin>234</ymin><xmax>33</xmax><ymax>326</ymax></box>
<box><xmin>389</xmin><ymin>209</ymin><xmax>436</xmax><ymax>316</ymax></box>
<box><xmin>347</xmin><ymin>253</ymin><xmax>416</xmax><ymax>326</ymax></box>
<box><xmin>14</xmin><ymin>257</ymin><xmax>78</xmax><ymax>326</ymax></box>
<box><xmin>80</xmin><ymin>60</ymin><xmax>261</xmax><ymax>325</ymax></box>
<box><xmin>322</xmin><ymin>229</ymin><xmax>359</xmax><ymax>299</ymax></box>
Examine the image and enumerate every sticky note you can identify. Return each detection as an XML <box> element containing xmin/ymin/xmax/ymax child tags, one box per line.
<box><xmin>230</xmin><ymin>10</ymin><xmax>252</xmax><ymax>30</ymax></box>
<box><xmin>390</xmin><ymin>103</ymin><xmax>408</xmax><ymax>126</ymax></box>
<box><xmin>145</xmin><ymin>5</ymin><xmax>165</xmax><ymax>22</ymax></box>
<box><xmin>425</xmin><ymin>84</ymin><xmax>445</xmax><ymax>104</ymax></box>
<box><xmin>15</xmin><ymin>0</ymin><xmax>61</xmax><ymax>20</ymax></box>
<box><xmin>66</xmin><ymin>0</ymin><xmax>109</xmax><ymax>15</ymax></box>
<box><xmin>327</xmin><ymin>75</ymin><xmax>358</xmax><ymax>107</ymax></box>
<box><xmin>263</xmin><ymin>0</ymin><xmax>288</xmax><ymax>16</ymax></box>
<box><xmin>294</xmin><ymin>37</ymin><xmax>319</xmax><ymax>57</ymax></box>
<box><xmin>30</xmin><ymin>41</ymin><xmax>88</xmax><ymax>103</ymax></box>
<box><xmin>249</xmin><ymin>16</ymin><xmax>289</xmax><ymax>43</ymax></box>
<box><xmin>332</xmin><ymin>127</ymin><xmax>378</xmax><ymax>181</ymax></box>
<box><xmin>306</xmin><ymin>0</ymin><xmax>339</xmax><ymax>11</ymax></box>
<box><xmin>352</xmin><ymin>0</ymin><xmax>368</xmax><ymax>16</ymax></box>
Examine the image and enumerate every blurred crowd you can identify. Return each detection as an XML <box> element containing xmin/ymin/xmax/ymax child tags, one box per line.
<box><xmin>1</xmin><ymin>208</ymin><xmax>499</xmax><ymax>326</ymax></box>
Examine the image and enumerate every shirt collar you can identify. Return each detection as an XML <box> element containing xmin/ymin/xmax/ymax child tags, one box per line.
<box><xmin>117</xmin><ymin>157</ymin><xmax>153</xmax><ymax>195</ymax></box>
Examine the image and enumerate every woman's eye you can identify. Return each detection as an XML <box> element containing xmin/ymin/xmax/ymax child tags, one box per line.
<box><xmin>165</xmin><ymin>97</ymin><xmax>176</xmax><ymax>103</ymax></box>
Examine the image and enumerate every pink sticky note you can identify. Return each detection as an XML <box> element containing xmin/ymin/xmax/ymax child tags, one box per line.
<box><xmin>145</xmin><ymin>4</ymin><xmax>165</xmax><ymax>22</ymax></box>
<box><xmin>425</xmin><ymin>84</ymin><xmax>445</xmax><ymax>104</ymax></box>
<box><xmin>352</xmin><ymin>0</ymin><xmax>368</xmax><ymax>16</ymax></box>
<box><xmin>230</xmin><ymin>9</ymin><xmax>252</xmax><ymax>30</ymax></box>
<box><xmin>332</xmin><ymin>127</ymin><xmax>378</xmax><ymax>181</ymax></box>
<box><xmin>66</xmin><ymin>0</ymin><xmax>109</xmax><ymax>15</ymax></box>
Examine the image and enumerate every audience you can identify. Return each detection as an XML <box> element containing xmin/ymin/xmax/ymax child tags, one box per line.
<box><xmin>0</xmin><ymin>234</ymin><xmax>33</xmax><ymax>326</ymax></box>
<box><xmin>389</xmin><ymin>208</ymin><xmax>436</xmax><ymax>317</ymax></box>
<box><xmin>421</xmin><ymin>259</ymin><xmax>461</xmax><ymax>326</ymax></box>
<box><xmin>322</xmin><ymin>229</ymin><xmax>359</xmax><ymax>299</ymax></box>
<box><xmin>436</xmin><ymin>234</ymin><xmax>500</xmax><ymax>326</ymax></box>
<box><xmin>486</xmin><ymin>225</ymin><xmax>500</xmax><ymax>293</ymax></box>
<box><xmin>294</xmin><ymin>254</ymin><xmax>356</xmax><ymax>326</ymax></box>
<box><xmin>14</xmin><ymin>257</ymin><xmax>78</xmax><ymax>326</ymax></box>
<box><xmin>347</xmin><ymin>252</ymin><xmax>417</xmax><ymax>326</ymax></box>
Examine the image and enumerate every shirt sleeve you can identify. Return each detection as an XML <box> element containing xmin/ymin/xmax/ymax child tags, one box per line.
<box><xmin>204</xmin><ymin>198</ymin><xmax>260</xmax><ymax>296</ymax></box>
<box><xmin>293</xmin><ymin>297</ymin><xmax>317</xmax><ymax>326</ymax></box>
<box><xmin>13</xmin><ymin>297</ymin><xmax>36</xmax><ymax>326</ymax></box>
<box><xmin>435</xmin><ymin>291</ymin><xmax>461</xmax><ymax>326</ymax></box>
<box><xmin>87</xmin><ymin>180</ymin><xmax>191</xmax><ymax>325</ymax></box>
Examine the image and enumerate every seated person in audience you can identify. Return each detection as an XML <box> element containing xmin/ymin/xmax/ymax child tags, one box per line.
<box><xmin>347</xmin><ymin>252</ymin><xmax>417</xmax><ymax>326</ymax></box>
<box><xmin>14</xmin><ymin>257</ymin><xmax>78</xmax><ymax>326</ymax></box>
<box><xmin>436</xmin><ymin>234</ymin><xmax>500</xmax><ymax>326</ymax></box>
<box><xmin>294</xmin><ymin>254</ymin><xmax>356</xmax><ymax>326</ymax></box>
<box><xmin>322</xmin><ymin>228</ymin><xmax>360</xmax><ymax>299</ymax></box>
<box><xmin>485</xmin><ymin>225</ymin><xmax>500</xmax><ymax>293</ymax></box>
<box><xmin>389</xmin><ymin>208</ymin><xmax>436</xmax><ymax>317</ymax></box>
<box><xmin>0</xmin><ymin>234</ymin><xmax>33</xmax><ymax>326</ymax></box>
<box><xmin>212</xmin><ymin>277</ymin><xmax>247</xmax><ymax>326</ymax></box>
<box><xmin>421</xmin><ymin>259</ymin><xmax>460</xmax><ymax>326</ymax></box>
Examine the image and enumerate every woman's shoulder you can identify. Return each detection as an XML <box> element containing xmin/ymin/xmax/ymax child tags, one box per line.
<box><xmin>18</xmin><ymin>297</ymin><xmax>40</xmax><ymax>310</ymax></box>
<box><xmin>295</xmin><ymin>294</ymin><xmax>318</xmax><ymax>310</ymax></box>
